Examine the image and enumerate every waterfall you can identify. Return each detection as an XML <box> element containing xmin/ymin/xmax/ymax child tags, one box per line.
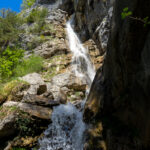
<box><xmin>38</xmin><ymin>20</ymin><xmax>95</xmax><ymax>150</ymax></box>
<box><xmin>66</xmin><ymin>20</ymin><xmax>95</xmax><ymax>86</ymax></box>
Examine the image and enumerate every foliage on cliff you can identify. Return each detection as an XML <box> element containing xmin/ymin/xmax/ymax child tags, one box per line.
<box><xmin>0</xmin><ymin>47</ymin><xmax>24</xmax><ymax>79</ymax></box>
<box><xmin>0</xmin><ymin>7</ymin><xmax>48</xmax><ymax>83</ymax></box>
<box><xmin>22</xmin><ymin>0</ymin><xmax>36</xmax><ymax>9</ymax></box>
<box><xmin>0</xmin><ymin>9</ymin><xmax>23</xmax><ymax>51</ymax></box>
<box><xmin>26</xmin><ymin>7</ymin><xmax>48</xmax><ymax>24</ymax></box>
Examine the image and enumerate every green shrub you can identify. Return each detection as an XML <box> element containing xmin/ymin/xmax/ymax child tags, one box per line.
<box><xmin>27</xmin><ymin>36</ymin><xmax>46</xmax><ymax>50</ymax></box>
<box><xmin>16</xmin><ymin>115</ymin><xmax>31</xmax><ymax>135</ymax></box>
<box><xmin>42</xmin><ymin>24</ymin><xmax>55</xmax><ymax>33</ymax></box>
<box><xmin>14</xmin><ymin>55</ymin><xmax>43</xmax><ymax>77</ymax></box>
<box><xmin>0</xmin><ymin>79</ymin><xmax>28</xmax><ymax>99</ymax></box>
<box><xmin>26</xmin><ymin>7</ymin><xmax>48</xmax><ymax>24</ymax></box>
<box><xmin>29</xmin><ymin>21</ymin><xmax>45</xmax><ymax>33</ymax></box>
<box><xmin>0</xmin><ymin>9</ymin><xmax>24</xmax><ymax>49</ymax></box>
<box><xmin>121</xmin><ymin>7</ymin><xmax>150</xmax><ymax>27</ymax></box>
<box><xmin>121</xmin><ymin>7</ymin><xmax>132</xmax><ymax>19</ymax></box>
<box><xmin>22</xmin><ymin>0</ymin><xmax>36</xmax><ymax>9</ymax></box>
<box><xmin>0</xmin><ymin>47</ymin><xmax>24</xmax><ymax>79</ymax></box>
<box><xmin>0</xmin><ymin>47</ymin><xmax>43</xmax><ymax>82</ymax></box>
<box><xmin>29</xmin><ymin>22</ymin><xmax>55</xmax><ymax>35</ymax></box>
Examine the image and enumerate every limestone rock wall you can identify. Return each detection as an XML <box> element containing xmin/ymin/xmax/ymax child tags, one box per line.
<box><xmin>73</xmin><ymin>0</ymin><xmax>114</xmax><ymax>54</ymax></box>
<box><xmin>83</xmin><ymin>0</ymin><xmax>150</xmax><ymax>149</ymax></box>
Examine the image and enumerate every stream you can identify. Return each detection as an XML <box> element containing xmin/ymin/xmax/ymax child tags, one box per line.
<box><xmin>38</xmin><ymin>19</ymin><xmax>95</xmax><ymax>150</ymax></box>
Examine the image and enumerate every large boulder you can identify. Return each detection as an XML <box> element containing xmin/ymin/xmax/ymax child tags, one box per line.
<box><xmin>21</xmin><ymin>73</ymin><xmax>47</xmax><ymax>95</ymax></box>
<box><xmin>47</xmin><ymin>72</ymin><xmax>87</xmax><ymax>101</ymax></box>
<box><xmin>3</xmin><ymin>101</ymin><xmax>52</xmax><ymax>120</ymax></box>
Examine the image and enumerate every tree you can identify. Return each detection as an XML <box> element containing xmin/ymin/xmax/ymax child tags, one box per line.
<box><xmin>0</xmin><ymin>9</ymin><xmax>22</xmax><ymax>52</ymax></box>
<box><xmin>22</xmin><ymin>0</ymin><xmax>36</xmax><ymax>9</ymax></box>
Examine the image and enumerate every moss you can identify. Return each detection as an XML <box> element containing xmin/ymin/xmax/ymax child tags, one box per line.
<box><xmin>0</xmin><ymin>110</ymin><xmax>5</xmax><ymax>118</ymax></box>
<box><xmin>67</xmin><ymin>95</ymin><xmax>75</xmax><ymax>102</ymax></box>
<box><xmin>0</xmin><ymin>79</ymin><xmax>29</xmax><ymax>102</ymax></box>
<box><xmin>10</xmin><ymin>106</ymin><xmax>18</xmax><ymax>111</ymax></box>
<box><xmin>75</xmin><ymin>92</ymin><xmax>80</xmax><ymax>97</ymax></box>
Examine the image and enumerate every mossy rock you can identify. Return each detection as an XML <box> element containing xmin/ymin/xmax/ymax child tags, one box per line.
<box><xmin>0</xmin><ymin>80</ymin><xmax>30</xmax><ymax>103</ymax></box>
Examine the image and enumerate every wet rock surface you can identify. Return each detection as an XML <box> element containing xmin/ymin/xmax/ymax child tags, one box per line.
<box><xmin>83</xmin><ymin>39</ymin><xmax>104</xmax><ymax>70</ymax></box>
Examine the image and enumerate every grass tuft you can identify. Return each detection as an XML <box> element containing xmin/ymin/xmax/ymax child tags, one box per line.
<box><xmin>14</xmin><ymin>55</ymin><xmax>43</xmax><ymax>77</ymax></box>
<box><xmin>0</xmin><ymin>79</ymin><xmax>29</xmax><ymax>101</ymax></box>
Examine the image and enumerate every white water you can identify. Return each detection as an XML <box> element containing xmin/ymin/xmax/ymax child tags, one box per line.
<box><xmin>66</xmin><ymin>20</ymin><xmax>95</xmax><ymax>86</ymax></box>
<box><xmin>38</xmin><ymin>20</ymin><xmax>95</xmax><ymax>150</ymax></box>
<box><xmin>39</xmin><ymin>103</ymin><xmax>86</xmax><ymax>150</ymax></box>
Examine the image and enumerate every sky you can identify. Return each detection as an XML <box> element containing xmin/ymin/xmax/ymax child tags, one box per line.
<box><xmin>0</xmin><ymin>0</ymin><xmax>22</xmax><ymax>12</ymax></box>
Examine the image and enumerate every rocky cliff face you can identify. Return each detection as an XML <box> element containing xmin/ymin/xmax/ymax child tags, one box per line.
<box><xmin>83</xmin><ymin>0</ymin><xmax>150</xmax><ymax>150</ymax></box>
<box><xmin>1</xmin><ymin>0</ymin><xmax>150</xmax><ymax>149</ymax></box>
<box><xmin>73</xmin><ymin>0</ymin><xmax>113</xmax><ymax>54</ymax></box>
<box><xmin>0</xmin><ymin>0</ymin><xmax>101</xmax><ymax>149</ymax></box>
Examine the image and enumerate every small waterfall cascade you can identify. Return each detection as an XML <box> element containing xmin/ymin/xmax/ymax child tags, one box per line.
<box><xmin>38</xmin><ymin>19</ymin><xmax>95</xmax><ymax>150</ymax></box>
<box><xmin>66</xmin><ymin>19</ymin><xmax>95</xmax><ymax>86</ymax></box>
<box><xmin>38</xmin><ymin>103</ymin><xmax>86</xmax><ymax>150</ymax></box>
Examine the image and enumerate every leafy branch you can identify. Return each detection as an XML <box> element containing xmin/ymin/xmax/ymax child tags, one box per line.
<box><xmin>121</xmin><ymin>7</ymin><xmax>132</xmax><ymax>19</ymax></box>
<box><xmin>121</xmin><ymin>7</ymin><xmax>150</xmax><ymax>27</ymax></box>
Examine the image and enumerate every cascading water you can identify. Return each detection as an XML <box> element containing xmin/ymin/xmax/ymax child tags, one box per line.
<box><xmin>66</xmin><ymin>20</ymin><xmax>95</xmax><ymax>86</ymax></box>
<box><xmin>38</xmin><ymin>103</ymin><xmax>86</xmax><ymax>150</ymax></box>
<box><xmin>38</xmin><ymin>19</ymin><xmax>95</xmax><ymax>150</ymax></box>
